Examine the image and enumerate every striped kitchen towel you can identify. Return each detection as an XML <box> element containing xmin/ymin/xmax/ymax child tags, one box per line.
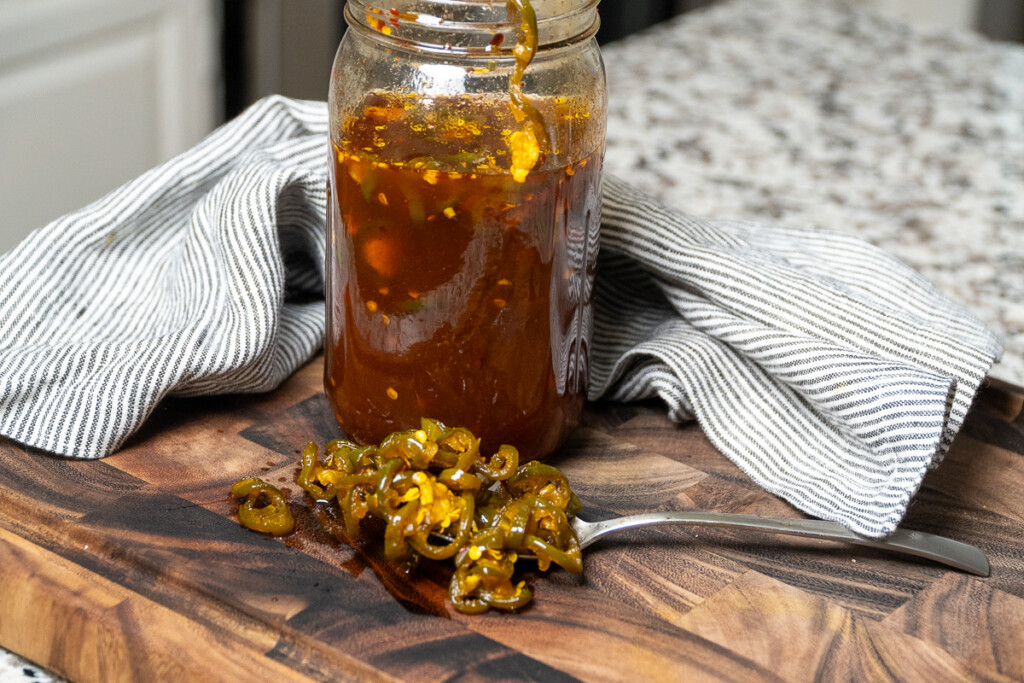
<box><xmin>0</xmin><ymin>96</ymin><xmax>1001</xmax><ymax>537</ymax></box>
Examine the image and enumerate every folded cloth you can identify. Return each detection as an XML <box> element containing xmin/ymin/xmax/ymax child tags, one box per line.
<box><xmin>0</xmin><ymin>96</ymin><xmax>1001</xmax><ymax>537</ymax></box>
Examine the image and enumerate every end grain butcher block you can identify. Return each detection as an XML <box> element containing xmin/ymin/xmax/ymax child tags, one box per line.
<box><xmin>1</xmin><ymin>357</ymin><xmax>1022</xmax><ymax>682</ymax></box>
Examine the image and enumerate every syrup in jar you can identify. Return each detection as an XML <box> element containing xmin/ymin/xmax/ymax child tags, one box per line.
<box><xmin>326</xmin><ymin>1</ymin><xmax>606</xmax><ymax>460</ymax></box>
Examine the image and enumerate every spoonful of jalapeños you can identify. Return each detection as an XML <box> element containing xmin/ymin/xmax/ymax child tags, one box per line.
<box><xmin>231</xmin><ymin>417</ymin><xmax>989</xmax><ymax>616</ymax></box>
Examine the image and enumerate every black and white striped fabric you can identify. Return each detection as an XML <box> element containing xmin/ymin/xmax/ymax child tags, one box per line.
<box><xmin>0</xmin><ymin>96</ymin><xmax>1001</xmax><ymax>537</ymax></box>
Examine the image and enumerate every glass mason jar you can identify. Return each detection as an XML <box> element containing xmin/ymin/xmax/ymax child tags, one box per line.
<box><xmin>325</xmin><ymin>0</ymin><xmax>606</xmax><ymax>460</ymax></box>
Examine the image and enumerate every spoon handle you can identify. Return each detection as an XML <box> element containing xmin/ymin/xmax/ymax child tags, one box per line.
<box><xmin>579</xmin><ymin>512</ymin><xmax>990</xmax><ymax>576</ymax></box>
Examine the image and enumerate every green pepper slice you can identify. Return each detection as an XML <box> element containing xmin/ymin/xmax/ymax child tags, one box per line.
<box><xmin>231</xmin><ymin>477</ymin><xmax>295</xmax><ymax>536</ymax></box>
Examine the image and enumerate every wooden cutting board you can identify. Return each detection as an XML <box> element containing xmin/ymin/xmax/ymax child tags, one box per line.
<box><xmin>1</xmin><ymin>357</ymin><xmax>1022</xmax><ymax>682</ymax></box>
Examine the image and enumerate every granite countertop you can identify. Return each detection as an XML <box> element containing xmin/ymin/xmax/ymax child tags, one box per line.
<box><xmin>3</xmin><ymin>0</ymin><xmax>1022</xmax><ymax>679</ymax></box>
<box><xmin>602</xmin><ymin>0</ymin><xmax>1024</xmax><ymax>385</ymax></box>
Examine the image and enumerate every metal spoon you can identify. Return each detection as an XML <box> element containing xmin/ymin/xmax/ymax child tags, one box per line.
<box><xmin>562</xmin><ymin>512</ymin><xmax>990</xmax><ymax>576</ymax></box>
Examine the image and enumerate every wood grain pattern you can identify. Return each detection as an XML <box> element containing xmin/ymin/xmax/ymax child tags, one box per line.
<box><xmin>1</xmin><ymin>358</ymin><xmax>1022</xmax><ymax>682</ymax></box>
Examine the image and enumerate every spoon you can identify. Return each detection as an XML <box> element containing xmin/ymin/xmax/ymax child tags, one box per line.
<box><xmin>522</xmin><ymin>512</ymin><xmax>990</xmax><ymax>576</ymax></box>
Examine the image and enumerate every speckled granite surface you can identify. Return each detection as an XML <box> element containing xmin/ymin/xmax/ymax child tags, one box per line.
<box><xmin>2</xmin><ymin>0</ymin><xmax>1022</xmax><ymax>679</ymax></box>
<box><xmin>0</xmin><ymin>651</ymin><xmax>63</xmax><ymax>683</ymax></box>
<box><xmin>603</xmin><ymin>0</ymin><xmax>1024</xmax><ymax>384</ymax></box>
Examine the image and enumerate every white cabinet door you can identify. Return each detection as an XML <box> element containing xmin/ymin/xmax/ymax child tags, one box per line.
<box><xmin>0</xmin><ymin>0</ymin><xmax>218</xmax><ymax>254</ymax></box>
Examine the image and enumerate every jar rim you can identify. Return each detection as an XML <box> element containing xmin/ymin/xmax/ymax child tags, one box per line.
<box><xmin>344</xmin><ymin>0</ymin><xmax>600</xmax><ymax>55</ymax></box>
